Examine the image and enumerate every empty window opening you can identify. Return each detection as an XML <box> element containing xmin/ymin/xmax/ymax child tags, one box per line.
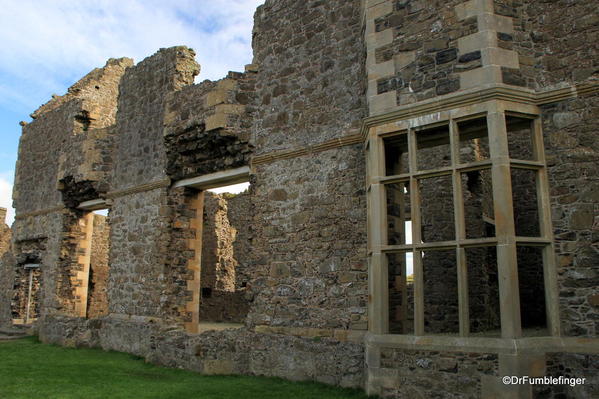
<box><xmin>196</xmin><ymin>181</ymin><xmax>251</xmax><ymax>331</ymax></box>
<box><xmin>467</xmin><ymin>246</ymin><xmax>501</xmax><ymax>336</ymax></box>
<box><xmin>416</xmin><ymin>123</ymin><xmax>451</xmax><ymax>171</ymax></box>
<box><xmin>420</xmin><ymin>175</ymin><xmax>455</xmax><ymax>242</ymax></box>
<box><xmin>86</xmin><ymin>208</ymin><xmax>111</xmax><ymax>319</ymax></box>
<box><xmin>386</xmin><ymin>182</ymin><xmax>411</xmax><ymax>246</ymax></box>
<box><xmin>388</xmin><ymin>252</ymin><xmax>414</xmax><ymax>334</ymax></box>
<box><xmin>458</xmin><ymin>117</ymin><xmax>490</xmax><ymax>163</ymax></box>
<box><xmin>463</xmin><ymin>170</ymin><xmax>495</xmax><ymax>239</ymax></box>
<box><xmin>384</xmin><ymin>133</ymin><xmax>409</xmax><ymax>175</ymax></box>
<box><xmin>517</xmin><ymin>246</ymin><xmax>547</xmax><ymax>334</ymax></box>
<box><xmin>207</xmin><ymin>182</ymin><xmax>250</xmax><ymax>195</ymax></box>
<box><xmin>507</xmin><ymin>115</ymin><xmax>535</xmax><ymax>161</ymax></box>
<box><xmin>511</xmin><ymin>168</ymin><xmax>541</xmax><ymax>237</ymax></box>
<box><xmin>11</xmin><ymin>239</ymin><xmax>45</xmax><ymax>326</ymax></box>
<box><xmin>423</xmin><ymin>249</ymin><xmax>459</xmax><ymax>335</ymax></box>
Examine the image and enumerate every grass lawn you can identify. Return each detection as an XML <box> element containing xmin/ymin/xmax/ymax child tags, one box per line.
<box><xmin>0</xmin><ymin>337</ymin><xmax>372</xmax><ymax>399</ymax></box>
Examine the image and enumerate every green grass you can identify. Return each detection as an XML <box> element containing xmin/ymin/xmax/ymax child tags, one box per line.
<box><xmin>0</xmin><ymin>337</ymin><xmax>372</xmax><ymax>399</ymax></box>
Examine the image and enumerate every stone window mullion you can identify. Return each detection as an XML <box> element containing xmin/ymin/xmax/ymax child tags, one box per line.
<box><xmin>488</xmin><ymin>108</ymin><xmax>522</xmax><ymax>338</ymax></box>
<box><xmin>407</xmin><ymin>128</ymin><xmax>425</xmax><ymax>336</ymax></box>
<box><xmin>450</xmin><ymin>118</ymin><xmax>470</xmax><ymax>337</ymax></box>
<box><xmin>532</xmin><ymin>118</ymin><xmax>561</xmax><ymax>336</ymax></box>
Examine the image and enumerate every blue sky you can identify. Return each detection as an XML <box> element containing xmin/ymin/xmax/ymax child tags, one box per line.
<box><xmin>0</xmin><ymin>0</ymin><xmax>264</xmax><ymax>225</ymax></box>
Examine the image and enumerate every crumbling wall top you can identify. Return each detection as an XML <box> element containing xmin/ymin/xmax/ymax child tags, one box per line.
<box><xmin>30</xmin><ymin>57</ymin><xmax>133</xmax><ymax>123</ymax></box>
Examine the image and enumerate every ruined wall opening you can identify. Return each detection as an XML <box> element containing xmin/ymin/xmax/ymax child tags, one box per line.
<box><xmin>59</xmin><ymin>204</ymin><xmax>111</xmax><ymax>319</ymax></box>
<box><xmin>197</xmin><ymin>182</ymin><xmax>251</xmax><ymax>332</ymax></box>
<box><xmin>86</xmin><ymin>209</ymin><xmax>111</xmax><ymax>319</ymax></box>
<box><xmin>12</xmin><ymin>263</ymin><xmax>42</xmax><ymax>325</ymax></box>
<box><xmin>11</xmin><ymin>238</ymin><xmax>46</xmax><ymax>325</ymax></box>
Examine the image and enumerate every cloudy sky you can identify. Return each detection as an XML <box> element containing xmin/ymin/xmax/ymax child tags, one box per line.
<box><xmin>0</xmin><ymin>0</ymin><xmax>264</xmax><ymax>225</ymax></box>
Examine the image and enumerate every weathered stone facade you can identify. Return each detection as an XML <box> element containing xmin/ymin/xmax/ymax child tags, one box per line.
<box><xmin>0</xmin><ymin>0</ymin><xmax>598</xmax><ymax>398</ymax></box>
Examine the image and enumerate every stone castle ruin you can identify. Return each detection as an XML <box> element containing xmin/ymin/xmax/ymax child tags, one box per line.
<box><xmin>0</xmin><ymin>0</ymin><xmax>598</xmax><ymax>397</ymax></box>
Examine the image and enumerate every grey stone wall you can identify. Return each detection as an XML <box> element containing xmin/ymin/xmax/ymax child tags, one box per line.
<box><xmin>251</xmin><ymin>0</ymin><xmax>366</xmax><ymax>153</ymax></box>
<box><xmin>501</xmin><ymin>0</ymin><xmax>599</xmax><ymax>89</ymax></box>
<box><xmin>538</xmin><ymin>353</ymin><xmax>599</xmax><ymax>398</ymax></box>
<box><xmin>112</xmin><ymin>47</ymin><xmax>198</xmax><ymax>190</ymax></box>
<box><xmin>378</xmin><ymin>348</ymin><xmax>498</xmax><ymax>398</ymax></box>
<box><xmin>541</xmin><ymin>93</ymin><xmax>599</xmax><ymax>338</ymax></box>
<box><xmin>247</xmin><ymin>146</ymin><xmax>368</xmax><ymax>330</ymax></box>
<box><xmin>108</xmin><ymin>189</ymin><xmax>169</xmax><ymax>318</ymax></box>
<box><xmin>373</xmin><ymin>0</ymin><xmax>478</xmax><ymax>104</ymax></box>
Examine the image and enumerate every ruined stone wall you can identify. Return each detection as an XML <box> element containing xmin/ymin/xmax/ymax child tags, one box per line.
<box><xmin>0</xmin><ymin>250</ymin><xmax>15</xmax><ymax>326</ymax></box>
<box><xmin>6</xmin><ymin>57</ymin><xmax>131</xmax><ymax>324</ymax></box>
<box><xmin>0</xmin><ymin>208</ymin><xmax>10</xmax><ymax>254</ymax></box>
<box><xmin>108</xmin><ymin>47</ymin><xmax>198</xmax><ymax>320</ymax></box>
<box><xmin>8</xmin><ymin>1</ymin><xmax>599</xmax><ymax>397</ymax></box>
<box><xmin>164</xmin><ymin>71</ymin><xmax>255</xmax><ymax>180</ymax></box>
<box><xmin>87</xmin><ymin>214</ymin><xmax>110</xmax><ymax>318</ymax></box>
<box><xmin>112</xmin><ymin>47</ymin><xmax>198</xmax><ymax>190</ymax></box>
<box><xmin>39</xmin><ymin>314</ymin><xmax>365</xmax><ymax>388</ymax></box>
<box><xmin>13</xmin><ymin>58</ymin><xmax>131</xmax><ymax>214</ymax></box>
<box><xmin>246</xmin><ymin>0</ymin><xmax>368</xmax><ymax>332</ymax></box>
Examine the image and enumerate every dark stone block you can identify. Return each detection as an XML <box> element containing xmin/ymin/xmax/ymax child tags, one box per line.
<box><xmin>497</xmin><ymin>32</ymin><xmax>513</xmax><ymax>42</ymax></box>
<box><xmin>459</xmin><ymin>50</ymin><xmax>481</xmax><ymax>63</ymax></box>
<box><xmin>377</xmin><ymin>76</ymin><xmax>403</xmax><ymax>94</ymax></box>
<box><xmin>436</xmin><ymin>48</ymin><xmax>458</xmax><ymax>65</ymax></box>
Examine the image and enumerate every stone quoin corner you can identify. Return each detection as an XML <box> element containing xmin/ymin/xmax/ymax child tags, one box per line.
<box><xmin>0</xmin><ymin>0</ymin><xmax>598</xmax><ymax>398</ymax></box>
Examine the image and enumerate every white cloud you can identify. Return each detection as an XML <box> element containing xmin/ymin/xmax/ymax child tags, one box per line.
<box><xmin>0</xmin><ymin>0</ymin><xmax>264</xmax><ymax>112</ymax></box>
<box><xmin>0</xmin><ymin>171</ymin><xmax>15</xmax><ymax>226</ymax></box>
